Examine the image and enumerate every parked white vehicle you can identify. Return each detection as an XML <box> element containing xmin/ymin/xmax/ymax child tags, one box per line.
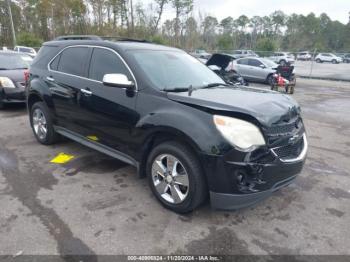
<box><xmin>268</xmin><ymin>52</ymin><xmax>295</xmax><ymax>65</ymax></box>
<box><xmin>315</xmin><ymin>53</ymin><xmax>342</xmax><ymax>64</ymax></box>
<box><xmin>190</xmin><ymin>49</ymin><xmax>211</xmax><ymax>59</ymax></box>
<box><xmin>13</xmin><ymin>46</ymin><xmax>37</xmax><ymax>58</ymax></box>
<box><xmin>232</xmin><ymin>50</ymin><xmax>259</xmax><ymax>59</ymax></box>
<box><xmin>297</xmin><ymin>51</ymin><xmax>312</xmax><ymax>61</ymax></box>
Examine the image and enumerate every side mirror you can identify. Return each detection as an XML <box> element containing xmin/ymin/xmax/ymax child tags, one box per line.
<box><xmin>259</xmin><ymin>64</ymin><xmax>266</xmax><ymax>69</ymax></box>
<box><xmin>102</xmin><ymin>74</ymin><xmax>135</xmax><ymax>90</ymax></box>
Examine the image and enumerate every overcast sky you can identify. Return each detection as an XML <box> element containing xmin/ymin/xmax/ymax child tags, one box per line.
<box><xmin>142</xmin><ymin>0</ymin><xmax>350</xmax><ymax>24</ymax></box>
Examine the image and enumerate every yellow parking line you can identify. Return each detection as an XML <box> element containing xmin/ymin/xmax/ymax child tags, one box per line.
<box><xmin>50</xmin><ymin>153</ymin><xmax>75</xmax><ymax>164</ymax></box>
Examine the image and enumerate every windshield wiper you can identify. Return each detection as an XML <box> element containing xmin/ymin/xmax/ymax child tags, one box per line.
<box><xmin>162</xmin><ymin>87</ymin><xmax>190</xmax><ymax>92</ymax></box>
<box><xmin>0</xmin><ymin>68</ymin><xmax>9</xmax><ymax>70</ymax></box>
<box><xmin>163</xmin><ymin>83</ymin><xmax>228</xmax><ymax>93</ymax></box>
<box><xmin>200</xmin><ymin>83</ymin><xmax>229</xmax><ymax>89</ymax></box>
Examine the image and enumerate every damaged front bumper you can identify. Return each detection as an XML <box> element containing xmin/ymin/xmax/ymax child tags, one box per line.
<box><xmin>201</xmin><ymin>133</ymin><xmax>308</xmax><ymax>210</ymax></box>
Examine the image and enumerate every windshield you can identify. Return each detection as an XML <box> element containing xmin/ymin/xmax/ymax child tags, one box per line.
<box><xmin>20</xmin><ymin>47</ymin><xmax>34</xmax><ymax>53</ymax></box>
<box><xmin>131</xmin><ymin>50</ymin><xmax>225</xmax><ymax>90</ymax></box>
<box><xmin>261</xmin><ymin>58</ymin><xmax>277</xmax><ymax>68</ymax></box>
<box><xmin>0</xmin><ymin>53</ymin><xmax>33</xmax><ymax>70</ymax></box>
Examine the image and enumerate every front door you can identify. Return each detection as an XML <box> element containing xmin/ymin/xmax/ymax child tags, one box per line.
<box><xmin>78</xmin><ymin>47</ymin><xmax>139</xmax><ymax>156</ymax></box>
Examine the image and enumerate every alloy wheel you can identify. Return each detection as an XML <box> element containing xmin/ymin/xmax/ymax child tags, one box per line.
<box><xmin>32</xmin><ymin>108</ymin><xmax>48</xmax><ymax>140</ymax></box>
<box><xmin>151</xmin><ymin>154</ymin><xmax>190</xmax><ymax>204</ymax></box>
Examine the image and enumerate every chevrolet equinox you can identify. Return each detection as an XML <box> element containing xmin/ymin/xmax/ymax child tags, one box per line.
<box><xmin>27</xmin><ymin>36</ymin><xmax>307</xmax><ymax>213</ymax></box>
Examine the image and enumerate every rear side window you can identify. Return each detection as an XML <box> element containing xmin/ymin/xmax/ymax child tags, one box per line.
<box><xmin>57</xmin><ymin>47</ymin><xmax>89</xmax><ymax>77</ymax></box>
<box><xmin>50</xmin><ymin>54</ymin><xmax>61</xmax><ymax>70</ymax></box>
<box><xmin>31</xmin><ymin>45</ymin><xmax>58</xmax><ymax>69</ymax></box>
<box><xmin>88</xmin><ymin>48</ymin><xmax>131</xmax><ymax>81</ymax></box>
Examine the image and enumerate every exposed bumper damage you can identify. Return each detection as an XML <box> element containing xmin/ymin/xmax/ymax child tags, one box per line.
<box><xmin>201</xmin><ymin>118</ymin><xmax>307</xmax><ymax>210</ymax></box>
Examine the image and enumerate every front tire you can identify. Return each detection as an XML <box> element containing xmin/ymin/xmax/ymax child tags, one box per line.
<box><xmin>30</xmin><ymin>102</ymin><xmax>59</xmax><ymax>145</ymax></box>
<box><xmin>147</xmin><ymin>141</ymin><xmax>207</xmax><ymax>213</ymax></box>
<box><xmin>316</xmin><ymin>59</ymin><xmax>321</xmax><ymax>63</ymax></box>
<box><xmin>332</xmin><ymin>59</ymin><xmax>337</xmax><ymax>64</ymax></box>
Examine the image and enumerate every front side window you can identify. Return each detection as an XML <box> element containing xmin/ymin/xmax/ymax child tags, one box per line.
<box><xmin>237</xmin><ymin>58</ymin><xmax>249</xmax><ymax>65</ymax></box>
<box><xmin>248</xmin><ymin>59</ymin><xmax>263</xmax><ymax>67</ymax></box>
<box><xmin>131</xmin><ymin>50</ymin><xmax>224</xmax><ymax>90</ymax></box>
<box><xmin>57</xmin><ymin>47</ymin><xmax>89</xmax><ymax>77</ymax></box>
<box><xmin>88</xmin><ymin>48</ymin><xmax>131</xmax><ymax>81</ymax></box>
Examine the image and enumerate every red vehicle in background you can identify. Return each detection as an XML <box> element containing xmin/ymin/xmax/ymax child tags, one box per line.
<box><xmin>270</xmin><ymin>64</ymin><xmax>296</xmax><ymax>94</ymax></box>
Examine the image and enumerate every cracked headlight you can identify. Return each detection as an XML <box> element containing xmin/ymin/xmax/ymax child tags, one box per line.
<box><xmin>0</xmin><ymin>77</ymin><xmax>15</xmax><ymax>88</ymax></box>
<box><xmin>213</xmin><ymin>115</ymin><xmax>265</xmax><ymax>151</ymax></box>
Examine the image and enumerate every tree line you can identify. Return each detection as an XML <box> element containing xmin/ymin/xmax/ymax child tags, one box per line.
<box><xmin>1</xmin><ymin>0</ymin><xmax>350</xmax><ymax>52</ymax></box>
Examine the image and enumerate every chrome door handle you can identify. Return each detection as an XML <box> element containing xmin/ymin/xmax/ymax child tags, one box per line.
<box><xmin>46</xmin><ymin>76</ymin><xmax>55</xmax><ymax>82</ymax></box>
<box><xmin>81</xmin><ymin>88</ymin><xmax>92</xmax><ymax>96</ymax></box>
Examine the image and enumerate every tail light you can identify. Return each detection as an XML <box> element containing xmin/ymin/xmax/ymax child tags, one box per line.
<box><xmin>24</xmin><ymin>70</ymin><xmax>29</xmax><ymax>83</ymax></box>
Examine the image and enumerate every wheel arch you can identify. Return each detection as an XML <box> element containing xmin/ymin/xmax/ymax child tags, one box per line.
<box><xmin>137</xmin><ymin>128</ymin><xmax>203</xmax><ymax>178</ymax></box>
<box><xmin>27</xmin><ymin>91</ymin><xmax>44</xmax><ymax>111</ymax></box>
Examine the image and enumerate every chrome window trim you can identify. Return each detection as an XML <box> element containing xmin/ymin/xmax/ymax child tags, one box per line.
<box><xmin>47</xmin><ymin>45</ymin><xmax>138</xmax><ymax>91</ymax></box>
<box><xmin>271</xmin><ymin>133</ymin><xmax>308</xmax><ymax>163</ymax></box>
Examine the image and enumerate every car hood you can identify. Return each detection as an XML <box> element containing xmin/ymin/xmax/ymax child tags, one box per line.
<box><xmin>0</xmin><ymin>69</ymin><xmax>26</xmax><ymax>82</ymax></box>
<box><xmin>167</xmin><ymin>86</ymin><xmax>300</xmax><ymax>127</ymax></box>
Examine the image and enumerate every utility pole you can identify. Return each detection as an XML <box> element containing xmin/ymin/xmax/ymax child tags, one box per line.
<box><xmin>7</xmin><ymin>0</ymin><xmax>16</xmax><ymax>47</ymax></box>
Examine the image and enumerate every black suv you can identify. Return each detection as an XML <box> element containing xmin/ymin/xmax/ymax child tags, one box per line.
<box><xmin>27</xmin><ymin>36</ymin><xmax>307</xmax><ymax>213</ymax></box>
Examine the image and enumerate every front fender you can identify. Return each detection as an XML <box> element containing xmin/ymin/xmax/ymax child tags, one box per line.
<box><xmin>134</xmin><ymin>99</ymin><xmax>229</xmax><ymax>156</ymax></box>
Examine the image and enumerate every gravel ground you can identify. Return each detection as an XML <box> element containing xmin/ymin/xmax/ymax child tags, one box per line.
<box><xmin>0</xmin><ymin>78</ymin><xmax>349</xmax><ymax>259</ymax></box>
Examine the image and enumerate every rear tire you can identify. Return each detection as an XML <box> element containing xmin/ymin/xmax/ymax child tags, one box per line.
<box><xmin>267</xmin><ymin>74</ymin><xmax>274</xmax><ymax>85</ymax></box>
<box><xmin>30</xmin><ymin>102</ymin><xmax>59</xmax><ymax>145</ymax></box>
<box><xmin>0</xmin><ymin>92</ymin><xmax>4</xmax><ymax>109</ymax></box>
<box><xmin>290</xmin><ymin>86</ymin><xmax>295</xmax><ymax>94</ymax></box>
<box><xmin>147</xmin><ymin>141</ymin><xmax>207</xmax><ymax>213</ymax></box>
<box><xmin>316</xmin><ymin>59</ymin><xmax>321</xmax><ymax>63</ymax></box>
<box><xmin>279</xmin><ymin>60</ymin><xmax>287</xmax><ymax>66</ymax></box>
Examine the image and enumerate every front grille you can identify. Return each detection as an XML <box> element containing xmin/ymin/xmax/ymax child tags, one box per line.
<box><xmin>266</xmin><ymin>117</ymin><xmax>302</xmax><ymax>135</ymax></box>
<box><xmin>272</xmin><ymin>137</ymin><xmax>304</xmax><ymax>160</ymax></box>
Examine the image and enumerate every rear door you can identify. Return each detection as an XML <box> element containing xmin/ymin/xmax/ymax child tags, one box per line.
<box><xmin>79</xmin><ymin>47</ymin><xmax>138</xmax><ymax>154</ymax></box>
<box><xmin>235</xmin><ymin>58</ymin><xmax>250</xmax><ymax>78</ymax></box>
<box><xmin>48</xmin><ymin>46</ymin><xmax>92</xmax><ymax>134</ymax></box>
<box><xmin>248</xmin><ymin>58</ymin><xmax>265</xmax><ymax>81</ymax></box>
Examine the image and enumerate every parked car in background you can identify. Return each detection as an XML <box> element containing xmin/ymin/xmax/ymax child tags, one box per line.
<box><xmin>27</xmin><ymin>36</ymin><xmax>307</xmax><ymax>213</ymax></box>
<box><xmin>231</xmin><ymin>57</ymin><xmax>278</xmax><ymax>84</ymax></box>
<box><xmin>206</xmin><ymin>53</ymin><xmax>248</xmax><ymax>86</ymax></box>
<box><xmin>190</xmin><ymin>49</ymin><xmax>211</xmax><ymax>59</ymax></box>
<box><xmin>0</xmin><ymin>51</ymin><xmax>32</xmax><ymax>109</ymax></box>
<box><xmin>315</xmin><ymin>53</ymin><xmax>342</xmax><ymax>64</ymax></box>
<box><xmin>296</xmin><ymin>51</ymin><xmax>312</xmax><ymax>61</ymax></box>
<box><xmin>342</xmin><ymin>54</ymin><xmax>350</xmax><ymax>63</ymax></box>
<box><xmin>232</xmin><ymin>50</ymin><xmax>258</xmax><ymax>59</ymax></box>
<box><xmin>268</xmin><ymin>52</ymin><xmax>295</xmax><ymax>65</ymax></box>
<box><xmin>14</xmin><ymin>46</ymin><xmax>37</xmax><ymax>58</ymax></box>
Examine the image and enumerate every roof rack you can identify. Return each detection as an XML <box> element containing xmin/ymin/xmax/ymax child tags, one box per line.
<box><xmin>102</xmin><ymin>36</ymin><xmax>150</xmax><ymax>43</ymax></box>
<box><xmin>53</xmin><ymin>35</ymin><xmax>151</xmax><ymax>43</ymax></box>
<box><xmin>54</xmin><ymin>35</ymin><xmax>103</xmax><ymax>41</ymax></box>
